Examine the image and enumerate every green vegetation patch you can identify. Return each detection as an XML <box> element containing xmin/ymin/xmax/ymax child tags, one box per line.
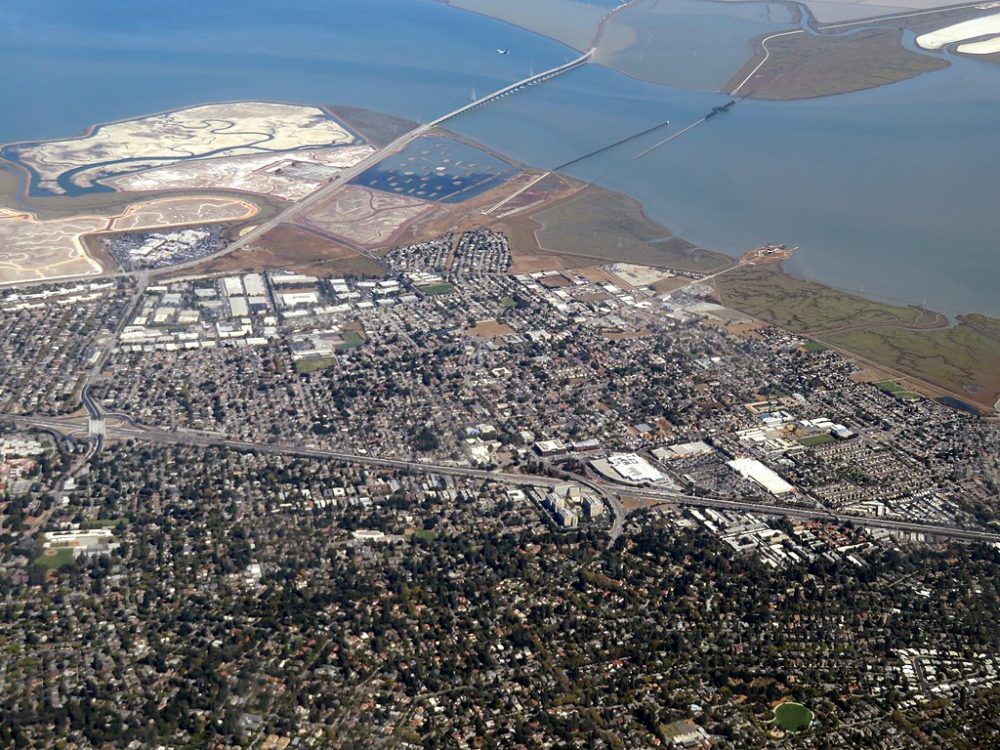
<box><xmin>295</xmin><ymin>357</ymin><xmax>337</xmax><ymax>374</ymax></box>
<box><xmin>418</xmin><ymin>282</ymin><xmax>455</xmax><ymax>296</ymax></box>
<box><xmin>32</xmin><ymin>547</ymin><xmax>75</xmax><ymax>571</ymax></box>
<box><xmin>336</xmin><ymin>330</ymin><xmax>366</xmax><ymax>350</ymax></box>
<box><xmin>829</xmin><ymin>324</ymin><xmax>1000</xmax><ymax>409</ymax></box>
<box><xmin>873</xmin><ymin>380</ymin><xmax>921</xmax><ymax>401</ymax></box>
<box><xmin>727</xmin><ymin>28</ymin><xmax>948</xmax><ymax>101</ymax></box>
<box><xmin>535</xmin><ymin>188</ymin><xmax>731</xmax><ymax>274</ymax></box>
<box><xmin>770</xmin><ymin>701</ymin><xmax>814</xmax><ymax>732</ymax></box>
<box><xmin>802</xmin><ymin>341</ymin><xmax>828</xmax><ymax>353</ymax></box>
<box><xmin>798</xmin><ymin>433</ymin><xmax>835</xmax><ymax>448</ymax></box>
<box><xmin>715</xmin><ymin>267</ymin><xmax>939</xmax><ymax>335</ymax></box>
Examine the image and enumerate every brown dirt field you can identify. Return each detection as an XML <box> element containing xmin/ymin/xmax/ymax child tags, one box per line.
<box><xmin>467</xmin><ymin>320</ymin><xmax>516</xmax><ymax>338</ymax></box>
<box><xmin>579</xmin><ymin>265</ymin><xmax>634</xmax><ymax>291</ymax></box>
<box><xmin>79</xmin><ymin>234</ymin><xmax>123</xmax><ymax>273</ymax></box>
<box><xmin>190</xmin><ymin>223</ymin><xmax>385</xmax><ymax>278</ymax></box>
<box><xmin>650</xmin><ymin>276</ymin><xmax>688</xmax><ymax>294</ymax></box>
<box><xmin>509</xmin><ymin>252</ymin><xmax>600</xmax><ymax>274</ymax></box>
<box><xmin>538</xmin><ymin>274</ymin><xmax>572</xmax><ymax>289</ymax></box>
<box><xmin>726</xmin><ymin>320</ymin><xmax>769</xmax><ymax>338</ymax></box>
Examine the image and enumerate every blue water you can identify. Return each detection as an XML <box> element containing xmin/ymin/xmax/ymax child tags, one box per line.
<box><xmin>599</xmin><ymin>0</ymin><xmax>797</xmax><ymax>91</ymax></box>
<box><xmin>1</xmin><ymin>0</ymin><xmax>998</xmax><ymax>315</ymax></box>
<box><xmin>352</xmin><ymin>135</ymin><xmax>518</xmax><ymax>203</ymax></box>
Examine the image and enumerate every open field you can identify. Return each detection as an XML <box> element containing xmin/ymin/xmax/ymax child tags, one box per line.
<box><xmin>826</xmin><ymin>322</ymin><xmax>1000</xmax><ymax>409</ymax></box>
<box><xmin>715</xmin><ymin>266</ymin><xmax>944</xmax><ymax>334</ymax></box>
<box><xmin>109</xmin><ymin>196</ymin><xmax>258</xmax><ymax>231</ymax></box>
<box><xmin>107</xmin><ymin>144</ymin><xmax>374</xmax><ymax>202</ymax></box>
<box><xmin>727</xmin><ymin>27</ymin><xmax>947</xmax><ymax>99</ymax></box>
<box><xmin>467</xmin><ymin>319</ymin><xmax>517</xmax><ymax>338</ymax></box>
<box><xmin>418</xmin><ymin>282</ymin><xmax>456</xmax><ymax>296</ymax></box>
<box><xmin>606</xmin><ymin>262</ymin><xmax>678</xmax><ymax>289</ymax></box>
<box><xmin>186</xmin><ymin>223</ymin><xmax>385</xmax><ymax>278</ymax></box>
<box><xmin>299</xmin><ymin>185</ymin><xmax>435</xmax><ymax>247</ymax></box>
<box><xmin>769</xmin><ymin>701</ymin><xmax>814</xmax><ymax>732</ymax></box>
<box><xmin>294</xmin><ymin>357</ymin><xmax>337</xmax><ymax>374</ymax></box>
<box><xmin>874</xmin><ymin>379</ymin><xmax>923</xmax><ymax>400</ymax></box>
<box><xmin>0</xmin><ymin>196</ymin><xmax>259</xmax><ymax>285</ymax></box>
<box><xmin>33</xmin><ymin>546</ymin><xmax>75</xmax><ymax>571</ymax></box>
<box><xmin>533</xmin><ymin>186</ymin><xmax>732</xmax><ymax>274</ymax></box>
<box><xmin>2</xmin><ymin>101</ymin><xmax>356</xmax><ymax>196</ymax></box>
<box><xmin>798</xmin><ymin>433</ymin><xmax>836</xmax><ymax>447</ymax></box>
<box><xmin>390</xmin><ymin>170</ymin><xmax>581</xmax><ymax>253</ymax></box>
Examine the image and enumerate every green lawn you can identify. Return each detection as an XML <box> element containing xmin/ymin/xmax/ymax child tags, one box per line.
<box><xmin>873</xmin><ymin>380</ymin><xmax>922</xmax><ymax>401</ymax></box>
<box><xmin>771</xmin><ymin>702</ymin><xmax>814</xmax><ymax>732</ymax></box>
<box><xmin>418</xmin><ymin>282</ymin><xmax>455</xmax><ymax>296</ymax></box>
<box><xmin>798</xmin><ymin>433</ymin><xmax>835</xmax><ymax>448</ymax></box>
<box><xmin>295</xmin><ymin>357</ymin><xmax>337</xmax><ymax>374</ymax></box>
<box><xmin>33</xmin><ymin>547</ymin><xmax>75</xmax><ymax>570</ymax></box>
<box><xmin>335</xmin><ymin>330</ymin><xmax>365</xmax><ymax>350</ymax></box>
<box><xmin>802</xmin><ymin>341</ymin><xmax>828</xmax><ymax>353</ymax></box>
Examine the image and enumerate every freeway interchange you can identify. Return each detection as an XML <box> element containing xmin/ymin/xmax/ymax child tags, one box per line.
<box><xmin>12</xmin><ymin>412</ymin><xmax>1000</xmax><ymax>546</ymax></box>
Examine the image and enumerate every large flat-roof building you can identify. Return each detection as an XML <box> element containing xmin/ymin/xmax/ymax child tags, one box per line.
<box><xmin>591</xmin><ymin>453</ymin><xmax>665</xmax><ymax>485</ymax></box>
<box><xmin>727</xmin><ymin>458</ymin><xmax>794</xmax><ymax>495</ymax></box>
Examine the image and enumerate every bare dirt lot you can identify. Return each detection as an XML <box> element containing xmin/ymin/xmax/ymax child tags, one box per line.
<box><xmin>189</xmin><ymin>223</ymin><xmax>385</xmax><ymax>278</ymax></box>
<box><xmin>298</xmin><ymin>185</ymin><xmax>436</xmax><ymax>247</ymax></box>
<box><xmin>467</xmin><ymin>320</ymin><xmax>517</xmax><ymax>338</ymax></box>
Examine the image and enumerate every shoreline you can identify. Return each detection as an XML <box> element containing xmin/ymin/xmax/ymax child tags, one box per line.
<box><xmin>1</xmin><ymin>98</ymin><xmax>996</xmax><ymax>414</ymax></box>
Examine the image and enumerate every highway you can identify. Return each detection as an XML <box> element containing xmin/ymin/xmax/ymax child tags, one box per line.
<box><xmin>12</xmin><ymin>413</ymin><xmax>1000</xmax><ymax>545</ymax></box>
<box><xmin>609</xmin><ymin>485</ymin><xmax>1000</xmax><ymax>543</ymax></box>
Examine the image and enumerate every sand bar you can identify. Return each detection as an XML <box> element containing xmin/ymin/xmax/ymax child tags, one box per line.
<box><xmin>916</xmin><ymin>12</ymin><xmax>1000</xmax><ymax>49</ymax></box>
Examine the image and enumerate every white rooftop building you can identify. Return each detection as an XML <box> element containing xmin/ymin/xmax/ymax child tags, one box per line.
<box><xmin>727</xmin><ymin>458</ymin><xmax>794</xmax><ymax>495</ymax></box>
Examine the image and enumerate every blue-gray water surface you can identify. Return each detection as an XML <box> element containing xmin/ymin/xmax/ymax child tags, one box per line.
<box><xmin>1</xmin><ymin>0</ymin><xmax>997</xmax><ymax>315</ymax></box>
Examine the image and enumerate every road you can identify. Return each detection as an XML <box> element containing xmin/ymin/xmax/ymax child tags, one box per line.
<box><xmin>610</xmin><ymin>485</ymin><xmax>1000</xmax><ymax>543</ymax></box>
<box><xmin>12</xmin><ymin>413</ymin><xmax>1000</xmax><ymax>544</ymax></box>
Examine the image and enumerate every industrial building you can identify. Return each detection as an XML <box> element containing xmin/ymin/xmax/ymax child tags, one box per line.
<box><xmin>591</xmin><ymin>452</ymin><xmax>665</xmax><ymax>485</ymax></box>
<box><xmin>727</xmin><ymin>457</ymin><xmax>794</xmax><ymax>495</ymax></box>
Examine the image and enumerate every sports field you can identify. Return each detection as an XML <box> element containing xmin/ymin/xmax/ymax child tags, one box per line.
<box><xmin>770</xmin><ymin>701</ymin><xmax>813</xmax><ymax>732</ymax></box>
